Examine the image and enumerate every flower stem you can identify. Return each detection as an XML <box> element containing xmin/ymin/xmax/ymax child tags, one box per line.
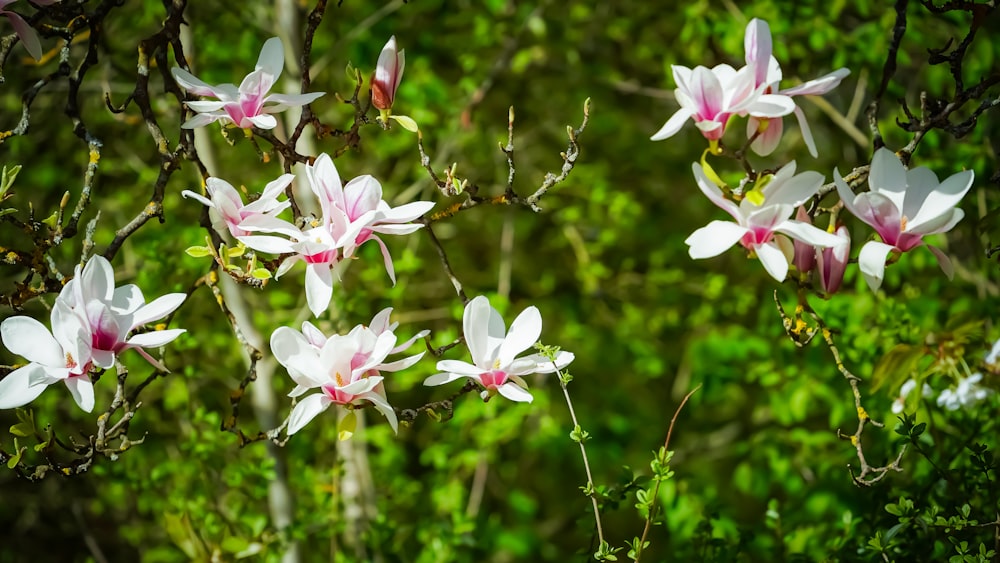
<box><xmin>557</xmin><ymin>370</ymin><xmax>606</xmax><ymax>548</ymax></box>
<box><xmin>634</xmin><ymin>384</ymin><xmax>701</xmax><ymax>563</ymax></box>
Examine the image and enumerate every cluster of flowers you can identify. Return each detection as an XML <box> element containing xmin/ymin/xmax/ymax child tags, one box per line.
<box><xmin>0</xmin><ymin>256</ymin><xmax>186</xmax><ymax>412</ymax></box>
<box><xmin>653</xmin><ymin>19</ymin><xmax>974</xmax><ymax>293</ymax></box>
<box><xmin>892</xmin><ymin>339</ymin><xmax>1000</xmax><ymax>413</ymax></box>
<box><xmin>170</xmin><ymin>36</ymin><xmax>574</xmax><ymax>435</ymax></box>
<box><xmin>182</xmin><ymin>153</ymin><xmax>434</xmax><ymax>317</ymax></box>
<box><xmin>273</xmin><ymin>296</ymin><xmax>574</xmax><ymax>435</ymax></box>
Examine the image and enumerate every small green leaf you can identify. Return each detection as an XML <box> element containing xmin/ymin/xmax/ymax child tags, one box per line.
<box><xmin>338</xmin><ymin>410</ymin><xmax>357</xmax><ymax>441</ymax></box>
<box><xmin>389</xmin><ymin>114</ymin><xmax>419</xmax><ymax>132</ymax></box>
<box><xmin>185</xmin><ymin>246</ymin><xmax>213</xmax><ymax>258</ymax></box>
<box><xmin>250</xmin><ymin>268</ymin><xmax>272</xmax><ymax>280</ymax></box>
<box><xmin>9</xmin><ymin>423</ymin><xmax>32</xmax><ymax>437</ymax></box>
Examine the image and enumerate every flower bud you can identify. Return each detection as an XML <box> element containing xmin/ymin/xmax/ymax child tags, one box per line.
<box><xmin>817</xmin><ymin>225</ymin><xmax>850</xmax><ymax>294</ymax></box>
<box><xmin>792</xmin><ymin>206</ymin><xmax>816</xmax><ymax>275</ymax></box>
<box><xmin>371</xmin><ymin>36</ymin><xmax>405</xmax><ymax>118</ymax></box>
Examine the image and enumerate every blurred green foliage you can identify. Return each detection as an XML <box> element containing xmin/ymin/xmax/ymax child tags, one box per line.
<box><xmin>1</xmin><ymin>0</ymin><xmax>999</xmax><ymax>562</ymax></box>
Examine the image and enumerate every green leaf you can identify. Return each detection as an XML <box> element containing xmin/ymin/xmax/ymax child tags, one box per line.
<box><xmin>872</xmin><ymin>344</ymin><xmax>925</xmax><ymax>392</ymax></box>
<box><xmin>185</xmin><ymin>246</ymin><xmax>213</xmax><ymax>258</ymax></box>
<box><xmin>389</xmin><ymin>114</ymin><xmax>419</xmax><ymax>132</ymax></box>
<box><xmin>163</xmin><ymin>512</ymin><xmax>206</xmax><ymax>559</ymax></box>
<box><xmin>338</xmin><ymin>410</ymin><xmax>357</xmax><ymax>441</ymax></box>
<box><xmin>8</xmin><ymin>423</ymin><xmax>32</xmax><ymax>437</ymax></box>
<box><xmin>250</xmin><ymin>268</ymin><xmax>272</xmax><ymax>280</ymax></box>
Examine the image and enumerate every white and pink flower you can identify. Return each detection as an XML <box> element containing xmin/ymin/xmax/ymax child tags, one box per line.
<box><xmin>0</xmin><ymin>301</ymin><xmax>95</xmax><ymax>412</ymax></box>
<box><xmin>272</xmin><ymin>308</ymin><xmax>427</xmax><ymax>435</ymax></box>
<box><xmin>836</xmin><ymin>148</ymin><xmax>973</xmax><ymax>291</ymax></box>
<box><xmin>743</xmin><ymin>18</ymin><xmax>850</xmax><ymax>157</ymax></box>
<box><xmin>57</xmin><ymin>255</ymin><xmax>186</xmax><ymax>371</ymax></box>
<box><xmin>684</xmin><ymin>161</ymin><xmax>842</xmax><ymax>281</ymax></box>
<box><xmin>424</xmin><ymin>296</ymin><xmax>574</xmax><ymax>403</ymax></box>
<box><xmin>172</xmin><ymin>37</ymin><xmax>325</xmax><ymax>130</ymax></box>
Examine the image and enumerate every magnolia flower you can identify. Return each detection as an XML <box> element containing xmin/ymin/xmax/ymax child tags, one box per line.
<box><xmin>1</xmin><ymin>0</ymin><xmax>57</xmax><ymax>61</ymax></box>
<box><xmin>0</xmin><ymin>301</ymin><xmax>96</xmax><ymax>412</ymax></box>
<box><xmin>259</xmin><ymin>153</ymin><xmax>434</xmax><ymax>317</ymax></box>
<box><xmin>371</xmin><ymin>35</ymin><xmax>405</xmax><ymax>119</ymax></box>
<box><xmin>181</xmin><ymin>174</ymin><xmax>295</xmax><ymax>254</ymax></box>
<box><xmin>684</xmin><ymin>161</ymin><xmax>843</xmax><ymax>281</ymax></box>
<box><xmin>57</xmin><ymin>255</ymin><xmax>186</xmax><ymax>371</ymax></box>
<box><xmin>891</xmin><ymin>378</ymin><xmax>932</xmax><ymax>414</ymax></box>
<box><xmin>424</xmin><ymin>296</ymin><xmax>574</xmax><ymax>403</ymax></box>
<box><xmin>271</xmin><ymin>308</ymin><xmax>426</xmax><ymax>435</ymax></box>
<box><xmin>937</xmin><ymin>373</ymin><xmax>991</xmax><ymax>411</ymax></box>
<box><xmin>172</xmin><ymin>37</ymin><xmax>325</xmax><ymax>129</ymax></box>
<box><xmin>836</xmin><ymin>148</ymin><xmax>973</xmax><ymax>291</ymax></box>
<box><xmin>744</xmin><ymin>18</ymin><xmax>849</xmax><ymax>157</ymax></box>
<box><xmin>816</xmin><ymin>225</ymin><xmax>851</xmax><ymax>295</ymax></box>
<box><xmin>651</xmin><ymin>62</ymin><xmax>794</xmax><ymax>143</ymax></box>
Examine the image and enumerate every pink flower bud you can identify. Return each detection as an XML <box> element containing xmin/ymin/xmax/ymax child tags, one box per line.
<box><xmin>817</xmin><ymin>225</ymin><xmax>850</xmax><ymax>295</ymax></box>
<box><xmin>371</xmin><ymin>36</ymin><xmax>405</xmax><ymax>112</ymax></box>
<box><xmin>792</xmin><ymin>206</ymin><xmax>816</xmax><ymax>275</ymax></box>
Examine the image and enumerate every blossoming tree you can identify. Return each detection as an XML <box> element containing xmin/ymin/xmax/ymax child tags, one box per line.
<box><xmin>0</xmin><ymin>2</ymin><xmax>999</xmax><ymax>562</ymax></box>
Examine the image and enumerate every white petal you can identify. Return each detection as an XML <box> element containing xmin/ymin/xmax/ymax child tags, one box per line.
<box><xmin>746</xmin><ymin>94</ymin><xmax>795</xmax><ymax>118</ymax></box>
<box><xmin>650</xmin><ymin>107</ymin><xmax>695</xmax><ymax>141</ymax></box>
<box><xmin>463</xmin><ymin>296</ymin><xmax>498</xmax><ymax>368</ymax></box>
<box><xmin>907</xmin><ymin>170</ymin><xmax>973</xmax><ymax>233</ymax></box>
<box><xmin>792</xmin><ymin>106</ymin><xmax>819</xmax><ymax>158</ymax></box>
<box><xmin>171</xmin><ymin>67</ymin><xmax>225</xmax><ymax>98</ymax></box>
<box><xmin>361</xmin><ymin>390</ymin><xmax>398</xmax><ymax>433</ymax></box>
<box><xmin>423</xmin><ymin>371</ymin><xmax>472</xmax><ymax>386</ymax></box>
<box><xmin>780</xmin><ymin>68</ymin><xmax>850</xmax><ymax>96</ymax></box>
<box><xmin>685</xmin><ymin>221</ymin><xmax>748</xmax><ymax>259</ymax></box>
<box><xmin>926</xmin><ymin>244</ymin><xmax>955</xmax><ymax>280</ymax></box>
<box><xmin>256</xmin><ymin>37</ymin><xmax>284</xmax><ymax>78</ymax></box>
<box><xmin>131</xmin><ymin>293</ymin><xmax>186</xmax><ymax>327</ymax></box>
<box><xmin>748</xmin><ymin>116</ymin><xmax>783</xmax><ymax>156</ymax></box>
<box><xmin>858</xmin><ymin>240</ymin><xmax>897</xmax><ymax>292</ymax></box>
<box><xmin>775</xmin><ymin>220</ymin><xmax>843</xmax><ymax>247</ymax></box>
<box><xmin>0</xmin><ymin>364</ymin><xmax>53</xmax><ymax>409</ymax></box>
<box><xmin>126</xmin><ymin>329</ymin><xmax>185</xmax><ymax>348</ymax></box>
<box><xmin>1</xmin><ymin>316</ymin><xmax>62</xmax><ymax>366</ymax></box>
<box><xmin>497</xmin><ymin>306</ymin><xmax>542</xmax><ymax>367</ymax></box>
<box><xmin>755</xmin><ymin>241</ymin><xmax>790</xmax><ymax>281</ymax></box>
<box><xmin>378</xmin><ymin>352</ymin><xmax>425</xmax><ymax>372</ymax></box>
<box><xmin>869</xmin><ymin>148</ymin><xmax>907</xmax><ymax>210</ymax></box>
<box><xmin>691</xmin><ymin>162</ymin><xmax>742</xmax><ymax>221</ymax></box>
<box><xmin>65</xmin><ymin>376</ymin><xmax>95</xmax><ymax>413</ymax></box>
<box><xmin>305</xmin><ymin>264</ymin><xmax>334</xmax><ymax>317</ymax></box>
<box><xmin>496</xmin><ymin>382</ymin><xmax>533</xmax><ymax>403</ymax></box>
<box><xmin>434</xmin><ymin>359</ymin><xmax>482</xmax><ymax>376</ymax></box>
<box><xmin>287</xmin><ymin>394</ymin><xmax>332</xmax><ymax>435</ymax></box>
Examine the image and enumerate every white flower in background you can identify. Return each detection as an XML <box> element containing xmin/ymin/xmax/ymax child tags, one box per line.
<box><xmin>424</xmin><ymin>296</ymin><xmax>574</xmax><ymax>403</ymax></box>
<box><xmin>272</xmin><ymin>308</ymin><xmax>427</xmax><ymax>435</ymax></box>
<box><xmin>0</xmin><ymin>301</ymin><xmax>96</xmax><ymax>412</ymax></box>
<box><xmin>684</xmin><ymin>161</ymin><xmax>842</xmax><ymax>281</ymax></box>
<box><xmin>172</xmin><ymin>37</ymin><xmax>325</xmax><ymax>129</ymax></box>
<box><xmin>57</xmin><ymin>256</ymin><xmax>186</xmax><ymax>371</ymax></box>
<box><xmin>891</xmin><ymin>378</ymin><xmax>932</xmax><ymax>414</ymax></box>
<box><xmin>937</xmin><ymin>373</ymin><xmax>991</xmax><ymax>411</ymax></box>
<box><xmin>837</xmin><ymin>148</ymin><xmax>973</xmax><ymax>292</ymax></box>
